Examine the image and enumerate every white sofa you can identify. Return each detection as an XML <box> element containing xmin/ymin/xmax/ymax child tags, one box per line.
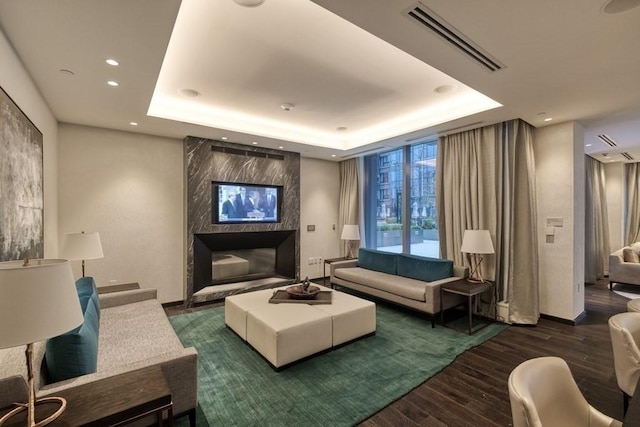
<box><xmin>609</xmin><ymin>244</ymin><xmax>640</xmax><ymax>289</ymax></box>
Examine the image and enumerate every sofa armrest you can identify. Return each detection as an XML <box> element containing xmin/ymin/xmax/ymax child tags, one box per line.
<box><xmin>98</xmin><ymin>288</ymin><xmax>158</xmax><ymax>309</ymax></box>
<box><xmin>453</xmin><ymin>265</ymin><xmax>469</xmax><ymax>279</ymax></box>
<box><xmin>38</xmin><ymin>347</ymin><xmax>198</xmax><ymax>415</ymax></box>
<box><xmin>0</xmin><ymin>375</ymin><xmax>28</xmax><ymax>408</ymax></box>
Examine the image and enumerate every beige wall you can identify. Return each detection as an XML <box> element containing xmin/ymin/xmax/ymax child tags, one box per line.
<box><xmin>0</xmin><ymin>28</ymin><xmax>59</xmax><ymax>257</ymax></box>
<box><xmin>534</xmin><ymin>122</ymin><xmax>585</xmax><ymax>321</ymax></box>
<box><xmin>299</xmin><ymin>158</ymin><xmax>341</xmax><ymax>279</ymax></box>
<box><xmin>57</xmin><ymin>125</ymin><xmax>342</xmax><ymax>301</ymax></box>
<box><xmin>58</xmin><ymin>124</ymin><xmax>185</xmax><ymax>302</ymax></box>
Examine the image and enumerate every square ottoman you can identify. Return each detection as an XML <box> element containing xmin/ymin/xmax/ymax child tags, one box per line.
<box><xmin>224</xmin><ymin>289</ymin><xmax>273</xmax><ymax>340</ymax></box>
<box><xmin>312</xmin><ymin>286</ymin><xmax>376</xmax><ymax>346</ymax></box>
<box><xmin>246</xmin><ymin>304</ymin><xmax>332</xmax><ymax>369</ymax></box>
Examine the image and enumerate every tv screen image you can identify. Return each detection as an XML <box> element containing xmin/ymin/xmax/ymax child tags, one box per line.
<box><xmin>213</xmin><ymin>182</ymin><xmax>282</xmax><ymax>224</ymax></box>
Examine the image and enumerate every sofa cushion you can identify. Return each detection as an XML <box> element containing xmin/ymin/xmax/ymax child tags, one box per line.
<box><xmin>334</xmin><ymin>267</ymin><xmax>427</xmax><ymax>302</ymax></box>
<box><xmin>397</xmin><ymin>254</ymin><xmax>453</xmax><ymax>282</ymax></box>
<box><xmin>45</xmin><ymin>296</ymin><xmax>99</xmax><ymax>383</ymax></box>
<box><xmin>624</xmin><ymin>247</ymin><xmax>640</xmax><ymax>263</ymax></box>
<box><xmin>358</xmin><ymin>248</ymin><xmax>397</xmax><ymax>275</ymax></box>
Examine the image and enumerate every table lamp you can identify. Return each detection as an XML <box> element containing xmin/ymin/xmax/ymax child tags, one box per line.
<box><xmin>0</xmin><ymin>259</ymin><xmax>83</xmax><ymax>426</ymax></box>
<box><xmin>341</xmin><ymin>224</ymin><xmax>361</xmax><ymax>259</ymax></box>
<box><xmin>460</xmin><ymin>229</ymin><xmax>495</xmax><ymax>283</ymax></box>
<box><xmin>60</xmin><ymin>231</ymin><xmax>104</xmax><ymax>277</ymax></box>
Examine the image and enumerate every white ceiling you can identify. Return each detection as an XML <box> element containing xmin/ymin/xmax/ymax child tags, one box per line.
<box><xmin>0</xmin><ymin>0</ymin><xmax>638</xmax><ymax>162</ymax></box>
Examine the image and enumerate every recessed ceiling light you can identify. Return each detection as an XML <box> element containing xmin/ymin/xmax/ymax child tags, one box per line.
<box><xmin>543</xmin><ymin>118</ymin><xmax>553</xmax><ymax>122</ymax></box>
<box><xmin>221</xmin><ymin>136</ymin><xmax>228</xmax><ymax>140</ymax></box>
<box><xmin>233</xmin><ymin>0</ymin><xmax>265</xmax><ymax>7</ymax></box>
<box><xmin>252</xmin><ymin>141</ymin><xmax>258</xmax><ymax>145</ymax></box>
<box><xmin>434</xmin><ymin>84</ymin><xmax>458</xmax><ymax>94</ymax></box>
<box><xmin>130</xmin><ymin>122</ymin><xmax>138</xmax><ymax>126</ymax></box>
<box><xmin>331</xmin><ymin>154</ymin><xmax>336</xmax><ymax>157</ymax></box>
<box><xmin>58</xmin><ymin>69</ymin><xmax>75</xmax><ymax>76</ymax></box>
<box><xmin>586</xmin><ymin>143</ymin><xmax>592</xmax><ymax>147</ymax></box>
<box><xmin>536</xmin><ymin>112</ymin><xmax>547</xmax><ymax>116</ymax></box>
<box><xmin>278</xmin><ymin>146</ymin><xmax>284</xmax><ymax>149</ymax></box>
<box><xmin>281</xmin><ymin>103</ymin><xmax>294</xmax><ymax>111</ymax></box>
<box><xmin>107</xmin><ymin>80</ymin><xmax>119</xmax><ymax>87</ymax></box>
<box><xmin>106</xmin><ymin>59</ymin><xmax>119</xmax><ymax>66</ymax></box>
<box><xmin>336</xmin><ymin>127</ymin><xmax>348</xmax><ymax>132</ymax></box>
<box><xmin>178</xmin><ymin>88</ymin><xmax>200</xmax><ymax>98</ymax></box>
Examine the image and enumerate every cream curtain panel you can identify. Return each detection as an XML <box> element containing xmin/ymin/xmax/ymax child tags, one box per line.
<box><xmin>625</xmin><ymin>162</ymin><xmax>640</xmax><ymax>245</ymax></box>
<box><xmin>585</xmin><ymin>156</ymin><xmax>610</xmax><ymax>282</ymax></box>
<box><xmin>339</xmin><ymin>159</ymin><xmax>359</xmax><ymax>257</ymax></box>
<box><xmin>437</xmin><ymin>119</ymin><xmax>538</xmax><ymax>325</ymax></box>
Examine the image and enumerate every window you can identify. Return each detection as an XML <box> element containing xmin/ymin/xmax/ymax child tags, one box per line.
<box><xmin>364</xmin><ymin>141</ymin><xmax>438</xmax><ymax>257</ymax></box>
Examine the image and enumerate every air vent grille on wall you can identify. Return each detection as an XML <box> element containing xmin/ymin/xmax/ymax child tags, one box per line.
<box><xmin>622</xmin><ymin>152</ymin><xmax>634</xmax><ymax>161</ymax></box>
<box><xmin>406</xmin><ymin>3</ymin><xmax>505</xmax><ymax>72</ymax></box>
<box><xmin>597</xmin><ymin>134</ymin><xmax>618</xmax><ymax>147</ymax></box>
<box><xmin>211</xmin><ymin>145</ymin><xmax>284</xmax><ymax>161</ymax></box>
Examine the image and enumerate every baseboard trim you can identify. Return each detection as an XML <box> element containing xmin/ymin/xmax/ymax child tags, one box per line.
<box><xmin>540</xmin><ymin>310</ymin><xmax>586</xmax><ymax>326</ymax></box>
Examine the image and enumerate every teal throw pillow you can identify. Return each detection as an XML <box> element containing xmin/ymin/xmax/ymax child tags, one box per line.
<box><xmin>45</xmin><ymin>297</ymin><xmax>99</xmax><ymax>383</ymax></box>
<box><xmin>397</xmin><ymin>254</ymin><xmax>453</xmax><ymax>282</ymax></box>
<box><xmin>76</xmin><ymin>276</ymin><xmax>100</xmax><ymax>320</ymax></box>
<box><xmin>358</xmin><ymin>248</ymin><xmax>397</xmax><ymax>275</ymax></box>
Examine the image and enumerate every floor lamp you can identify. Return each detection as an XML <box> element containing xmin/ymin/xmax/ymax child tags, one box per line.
<box><xmin>60</xmin><ymin>231</ymin><xmax>104</xmax><ymax>277</ymax></box>
<box><xmin>341</xmin><ymin>224</ymin><xmax>361</xmax><ymax>259</ymax></box>
<box><xmin>460</xmin><ymin>229</ymin><xmax>495</xmax><ymax>283</ymax></box>
<box><xmin>0</xmin><ymin>259</ymin><xmax>83</xmax><ymax>426</ymax></box>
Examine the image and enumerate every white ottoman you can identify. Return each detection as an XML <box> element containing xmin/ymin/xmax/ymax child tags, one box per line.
<box><xmin>312</xmin><ymin>285</ymin><xmax>376</xmax><ymax>346</ymax></box>
<box><xmin>224</xmin><ymin>289</ymin><xmax>273</xmax><ymax>340</ymax></box>
<box><xmin>246</xmin><ymin>304</ymin><xmax>332</xmax><ymax>369</ymax></box>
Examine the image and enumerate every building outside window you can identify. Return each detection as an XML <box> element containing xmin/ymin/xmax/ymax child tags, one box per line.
<box><xmin>364</xmin><ymin>140</ymin><xmax>438</xmax><ymax>257</ymax></box>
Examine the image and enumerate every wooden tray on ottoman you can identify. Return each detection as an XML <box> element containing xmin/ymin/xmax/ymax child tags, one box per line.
<box><xmin>269</xmin><ymin>290</ymin><xmax>332</xmax><ymax>304</ymax></box>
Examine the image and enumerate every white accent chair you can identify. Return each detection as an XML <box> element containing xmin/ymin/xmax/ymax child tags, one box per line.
<box><xmin>508</xmin><ymin>356</ymin><xmax>621</xmax><ymax>427</ymax></box>
<box><xmin>608</xmin><ymin>312</ymin><xmax>640</xmax><ymax>413</ymax></box>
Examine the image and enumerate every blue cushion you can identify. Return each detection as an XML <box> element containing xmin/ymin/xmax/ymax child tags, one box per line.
<box><xmin>75</xmin><ymin>277</ymin><xmax>100</xmax><ymax>320</ymax></box>
<box><xmin>45</xmin><ymin>277</ymin><xmax>101</xmax><ymax>383</ymax></box>
<box><xmin>396</xmin><ymin>254</ymin><xmax>453</xmax><ymax>282</ymax></box>
<box><xmin>45</xmin><ymin>297</ymin><xmax>99</xmax><ymax>382</ymax></box>
<box><xmin>357</xmin><ymin>248</ymin><xmax>397</xmax><ymax>275</ymax></box>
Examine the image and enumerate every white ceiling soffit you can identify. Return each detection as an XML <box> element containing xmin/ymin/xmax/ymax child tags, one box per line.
<box><xmin>148</xmin><ymin>0</ymin><xmax>501</xmax><ymax>151</ymax></box>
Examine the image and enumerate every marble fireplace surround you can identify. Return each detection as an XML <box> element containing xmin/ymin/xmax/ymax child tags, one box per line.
<box><xmin>185</xmin><ymin>137</ymin><xmax>300</xmax><ymax>304</ymax></box>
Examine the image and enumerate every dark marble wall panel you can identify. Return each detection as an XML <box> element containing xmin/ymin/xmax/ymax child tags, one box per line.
<box><xmin>185</xmin><ymin>137</ymin><xmax>300</xmax><ymax>302</ymax></box>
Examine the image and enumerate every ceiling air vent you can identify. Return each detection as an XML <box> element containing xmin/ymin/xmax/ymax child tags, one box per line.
<box><xmin>622</xmin><ymin>152</ymin><xmax>634</xmax><ymax>161</ymax></box>
<box><xmin>406</xmin><ymin>3</ymin><xmax>505</xmax><ymax>72</ymax></box>
<box><xmin>597</xmin><ymin>134</ymin><xmax>618</xmax><ymax>147</ymax></box>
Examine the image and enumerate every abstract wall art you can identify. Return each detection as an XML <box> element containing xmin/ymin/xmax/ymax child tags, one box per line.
<box><xmin>0</xmin><ymin>86</ymin><xmax>44</xmax><ymax>262</ymax></box>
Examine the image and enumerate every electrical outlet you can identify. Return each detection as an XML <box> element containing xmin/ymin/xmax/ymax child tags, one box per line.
<box><xmin>109</xmin><ymin>279</ymin><xmax>117</xmax><ymax>284</ymax></box>
<box><xmin>308</xmin><ymin>257</ymin><xmax>313</xmax><ymax>265</ymax></box>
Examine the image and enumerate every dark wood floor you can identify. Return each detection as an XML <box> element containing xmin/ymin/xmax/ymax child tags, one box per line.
<box><xmin>166</xmin><ymin>280</ymin><xmax>631</xmax><ymax>426</ymax></box>
<box><xmin>359</xmin><ymin>280</ymin><xmax>630</xmax><ymax>427</ymax></box>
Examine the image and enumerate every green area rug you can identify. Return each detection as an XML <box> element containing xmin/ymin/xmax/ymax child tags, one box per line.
<box><xmin>170</xmin><ymin>303</ymin><xmax>507</xmax><ymax>427</ymax></box>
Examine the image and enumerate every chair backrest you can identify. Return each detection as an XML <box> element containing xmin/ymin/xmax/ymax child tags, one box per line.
<box><xmin>608</xmin><ymin>312</ymin><xmax>640</xmax><ymax>395</ymax></box>
<box><xmin>508</xmin><ymin>357</ymin><xmax>592</xmax><ymax>427</ymax></box>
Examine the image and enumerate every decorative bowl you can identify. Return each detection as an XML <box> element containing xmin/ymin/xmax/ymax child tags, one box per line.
<box><xmin>286</xmin><ymin>284</ymin><xmax>321</xmax><ymax>300</ymax></box>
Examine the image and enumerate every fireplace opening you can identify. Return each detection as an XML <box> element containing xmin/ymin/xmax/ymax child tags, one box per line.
<box><xmin>192</xmin><ymin>230</ymin><xmax>296</xmax><ymax>301</ymax></box>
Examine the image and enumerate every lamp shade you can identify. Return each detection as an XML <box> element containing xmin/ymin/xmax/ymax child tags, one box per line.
<box><xmin>460</xmin><ymin>230</ymin><xmax>495</xmax><ymax>254</ymax></box>
<box><xmin>60</xmin><ymin>231</ymin><xmax>104</xmax><ymax>260</ymax></box>
<box><xmin>341</xmin><ymin>224</ymin><xmax>361</xmax><ymax>241</ymax></box>
<box><xmin>0</xmin><ymin>259</ymin><xmax>83</xmax><ymax>349</ymax></box>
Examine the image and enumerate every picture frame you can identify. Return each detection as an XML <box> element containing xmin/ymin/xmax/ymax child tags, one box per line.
<box><xmin>0</xmin><ymin>86</ymin><xmax>44</xmax><ymax>262</ymax></box>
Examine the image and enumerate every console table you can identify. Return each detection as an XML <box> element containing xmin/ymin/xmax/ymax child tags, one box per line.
<box><xmin>440</xmin><ymin>279</ymin><xmax>497</xmax><ymax>335</ymax></box>
<box><xmin>0</xmin><ymin>365</ymin><xmax>173</xmax><ymax>426</ymax></box>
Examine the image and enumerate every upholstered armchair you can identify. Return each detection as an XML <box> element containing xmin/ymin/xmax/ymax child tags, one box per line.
<box><xmin>609</xmin><ymin>245</ymin><xmax>640</xmax><ymax>289</ymax></box>
<box><xmin>608</xmin><ymin>312</ymin><xmax>640</xmax><ymax>412</ymax></box>
<box><xmin>508</xmin><ymin>356</ymin><xmax>621</xmax><ymax>427</ymax></box>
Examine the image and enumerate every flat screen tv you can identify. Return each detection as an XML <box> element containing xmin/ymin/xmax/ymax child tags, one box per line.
<box><xmin>212</xmin><ymin>181</ymin><xmax>282</xmax><ymax>224</ymax></box>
